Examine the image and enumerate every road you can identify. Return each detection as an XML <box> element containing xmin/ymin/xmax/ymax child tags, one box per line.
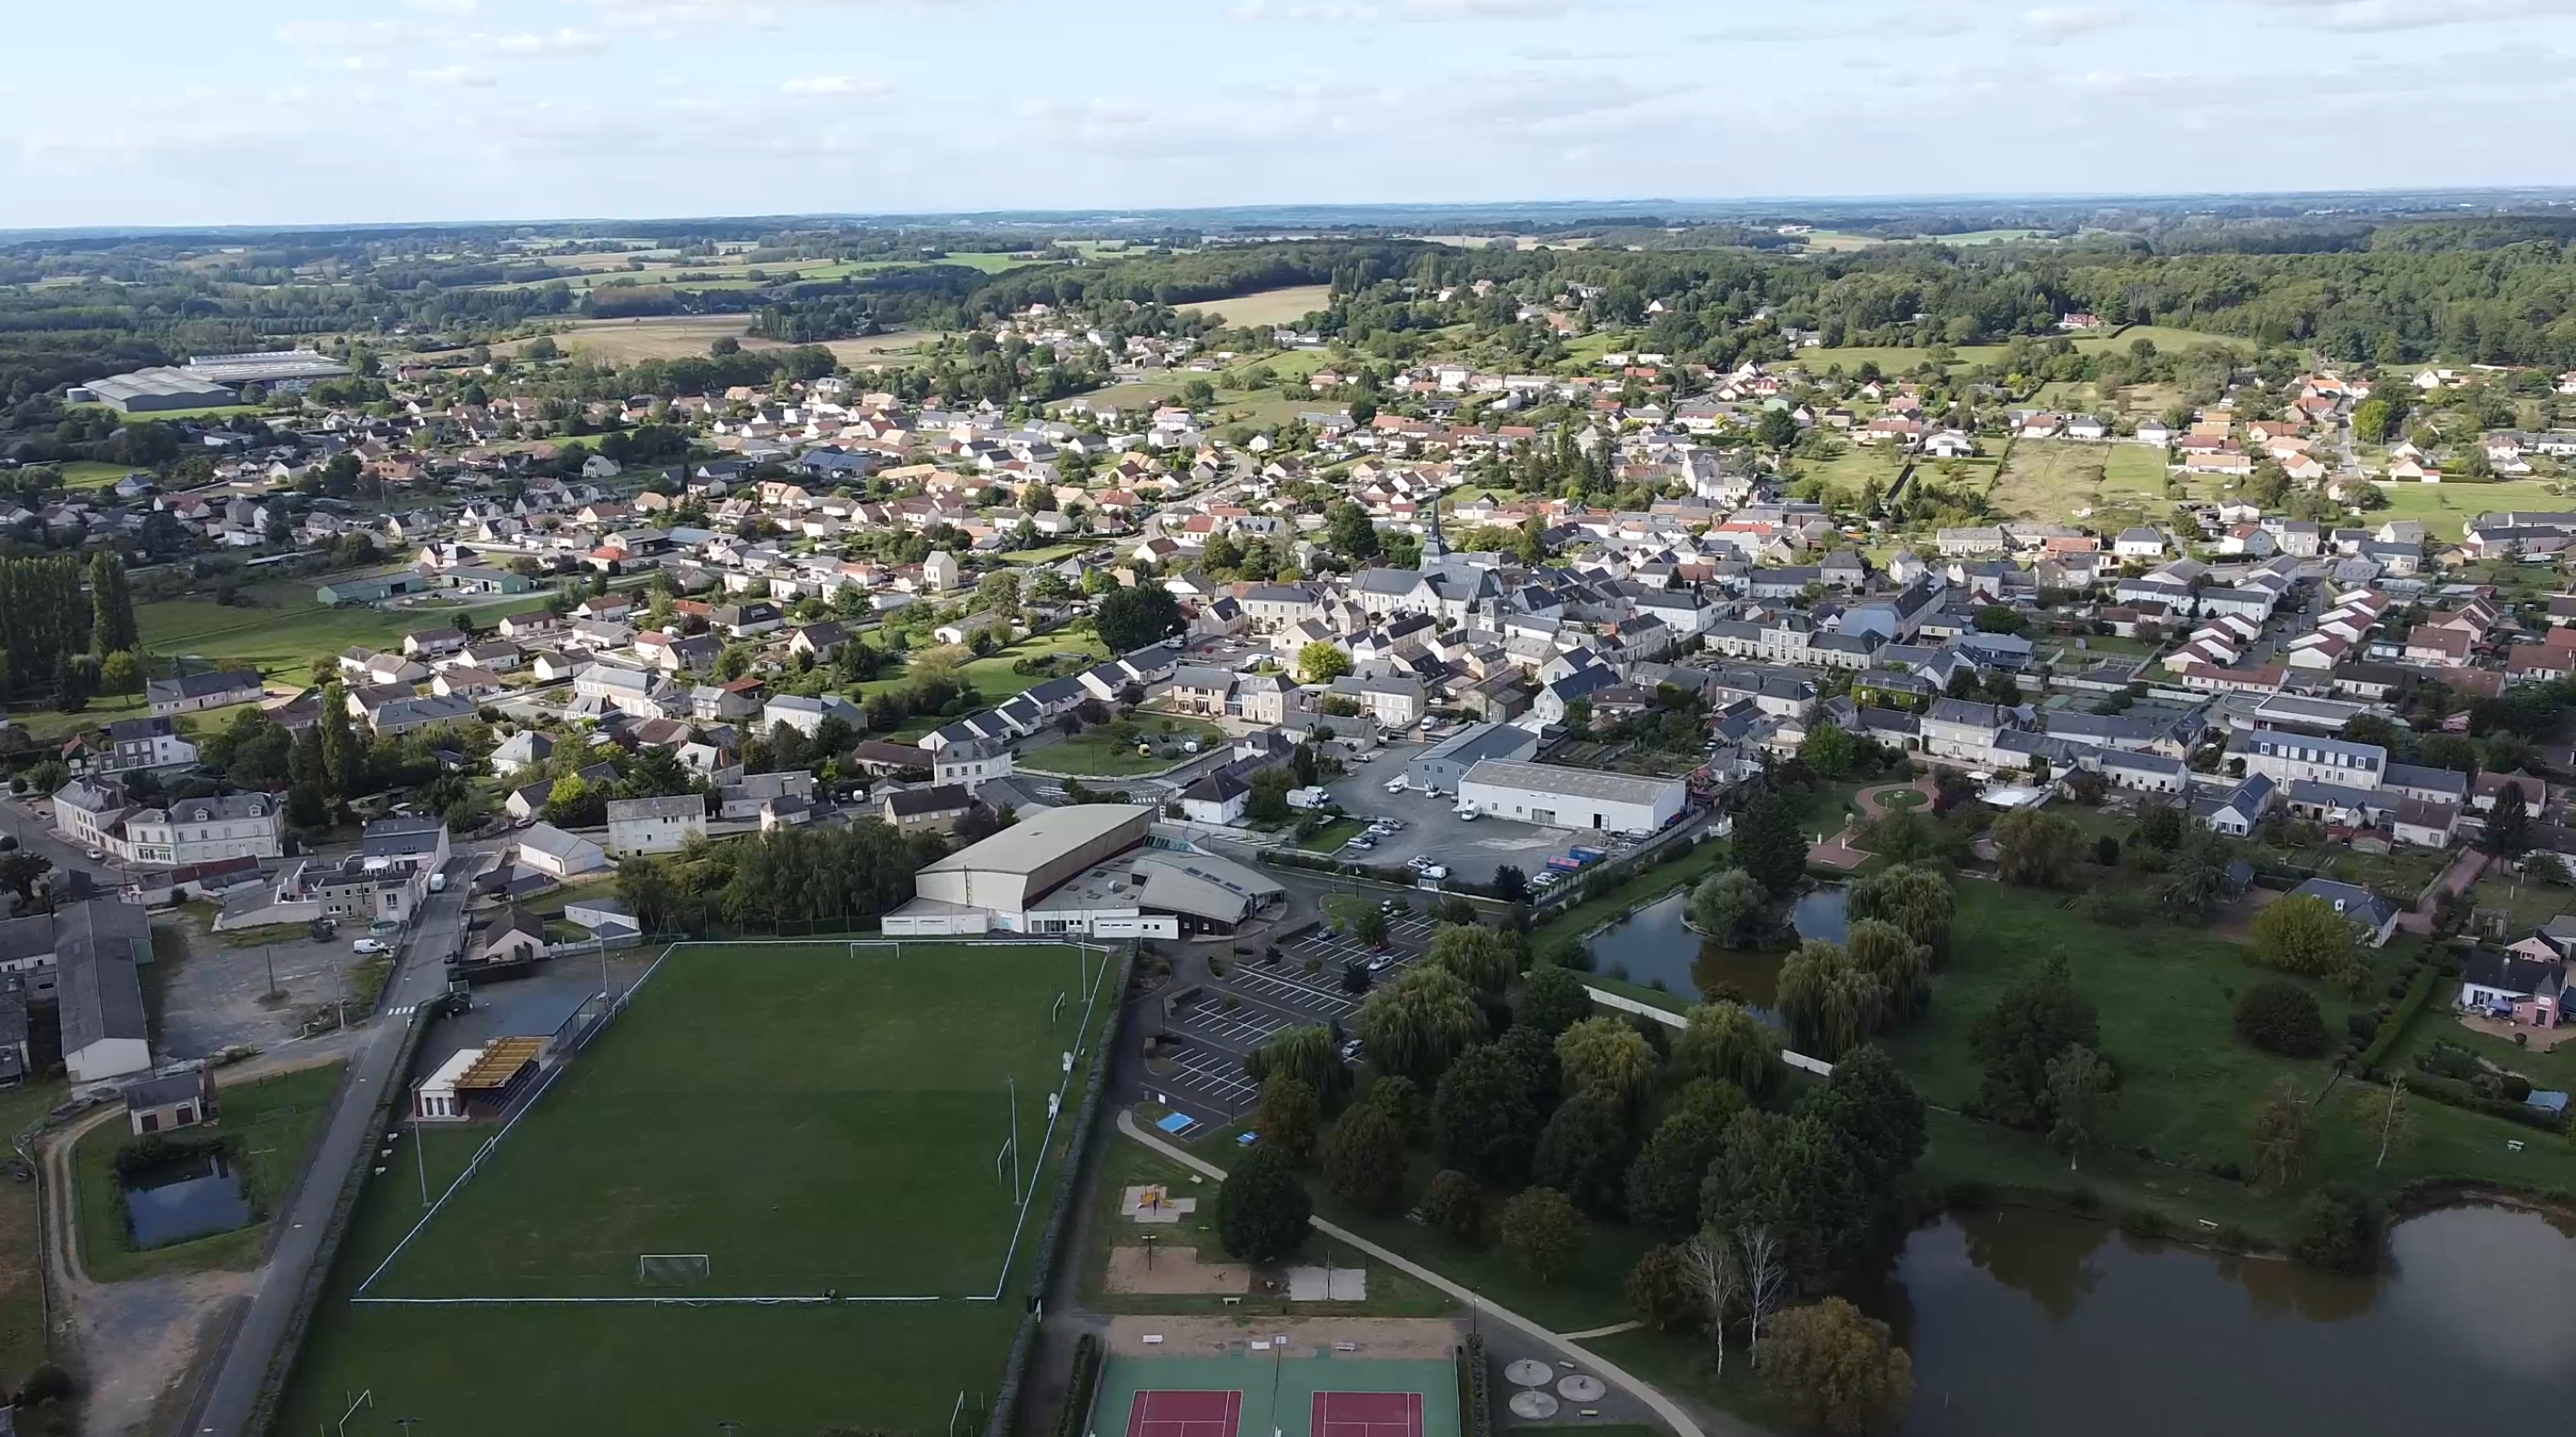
<box><xmin>0</xmin><ymin>799</ymin><xmax>126</xmax><ymax>894</ymax></box>
<box><xmin>180</xmin><ymin>848</ymin><xmax>481</xmax><ymax>1437</ymax></box>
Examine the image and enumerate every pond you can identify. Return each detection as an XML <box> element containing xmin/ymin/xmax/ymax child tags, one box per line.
<box><xmin>123</xmin><ymin>1150</ymin><xmax>255</xmax><ymax>1250</ymax></box>
<box><xmin>1882</xmin><ymin>1203</ymin><xmax>2576</xmax><ymax>1436</ymax></box>
<box><xmin>1584</xmin><ymin>886</ymin><xmax>1848</xmax><ymax>1012</ymax></box>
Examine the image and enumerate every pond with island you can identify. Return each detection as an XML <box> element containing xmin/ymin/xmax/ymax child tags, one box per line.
<box><xmin>1585</xmin><ymin>885</ymin><xmax>1846</xmax><ymax>1015</ymax></box>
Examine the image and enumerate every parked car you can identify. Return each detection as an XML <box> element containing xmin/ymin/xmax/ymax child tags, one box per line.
<box><xmin>1339</xmin><ymin>1038</ymin><xmax>1365</xmax><ymax>1061</ymax></box>
<box><xmin>352</xmin><ymin>938</ymin><xmax>389</xmax><ymax>956</ymax></box>
<box><xmin>1366</xmin><ymin>951</ymin><xmax>1395</xmax><ymax>971</ymax></box>
<box><xmin>84</xmin><ymin>849</ymin><xmax>105</xmax><ymax>862</ymax></box>
<box><xmin>1384</xmin><ymin>777</ymin><xmax>1408</xmax><ymax>795</ymax></box>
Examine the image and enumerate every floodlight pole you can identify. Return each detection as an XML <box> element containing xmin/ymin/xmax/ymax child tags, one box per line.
<box><xmin>413</xmin><ymin>1111</ymin><xmax>428</xmax><ymax>1209</ymax></box>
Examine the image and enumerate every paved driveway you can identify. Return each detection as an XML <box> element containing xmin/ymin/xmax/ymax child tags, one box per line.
<box><xmin>1317</xmin><ymin>780</ymin><xmax>1575</xmax><ymax>886</ymax></box>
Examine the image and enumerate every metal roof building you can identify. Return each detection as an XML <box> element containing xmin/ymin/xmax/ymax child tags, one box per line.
<box><xmin>1458</xmin><ymin>759</ymin><xmax>1688</xmax><ymax>836</ymax></box>
<box><xmin>75</xmin><ymin>368</ymin><xmax>239</xmax><ymax>414</ymax></box>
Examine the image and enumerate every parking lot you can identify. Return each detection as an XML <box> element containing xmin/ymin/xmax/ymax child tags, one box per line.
<box><xmin>1318</xmin><ymin>743</ymin><xmax>1578</xmax><ymax>885</ymax></box>
<box><xmin>1143</xmin><ymin>898</ymin><xmax>1444</xmax><ymax>1120</ymax></box>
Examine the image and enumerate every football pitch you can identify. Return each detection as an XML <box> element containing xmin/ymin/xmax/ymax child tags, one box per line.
<box><xmin>277</xmin><ymin>940</ymin><xmax>1119</xmax><ymax>1435</ymax></box>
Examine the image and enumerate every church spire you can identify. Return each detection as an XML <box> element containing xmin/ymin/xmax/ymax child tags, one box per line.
<box><xmin>1423</xmin><ymin>496</ymin><xmax>1448</xmax><ymax>561</ymax></box>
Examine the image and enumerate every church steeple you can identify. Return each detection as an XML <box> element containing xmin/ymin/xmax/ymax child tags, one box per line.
<box><xmin>1422</xmin><ymin>496</ymin><xmax>1448</xmax><ymax>562</ymax></box>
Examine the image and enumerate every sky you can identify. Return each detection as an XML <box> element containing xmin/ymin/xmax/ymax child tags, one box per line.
<box><xmin>7</xmin><ymin>0</ymin><xmax>2576</xmax><ymax>229</ymax></box>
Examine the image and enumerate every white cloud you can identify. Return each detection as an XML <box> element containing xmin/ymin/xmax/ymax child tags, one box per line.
<box><xmin>406</xmin><ymin>0</ymin><xmax>481</xmax><ymax>13</ymax></box>
<box><xmin>2245</xmin><ymin>0</ymin><xmax>2576</xmax><ymax>29</ymax></box>
<box><xmin>275</xmin><ymin>20</ymin><xmax>428</xmax><ymax>48</ymax></box>
<box><xmin>2021</xmin><ymin>5</ymin><xmax>2128</xmax><ymax>39</ymax></box>
<box><xmin>412</xmin><ymin>65</ymin><xmax>499</xmax><ymax>87</ymax></box>
<box><xmin>496</xmin><ymin>28</ymin><xmax>609</xmax><ymax>54</ymax></box>
<box><xmin>781</xmin><ymin>75</ymin><xmax>891</xmax><ymax>95</ymax></box>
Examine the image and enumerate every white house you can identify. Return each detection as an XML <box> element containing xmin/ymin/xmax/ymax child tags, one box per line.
<box><xmin>605</xmin><ymin>794</ymin><xmax>707</xmax><ymax>855</ymax></box>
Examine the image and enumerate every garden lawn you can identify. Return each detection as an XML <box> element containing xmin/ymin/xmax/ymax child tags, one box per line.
<box><xmin>858</xmin><ymin>630</ymin><xmax>1106</xmax><ymax>706</ymax></box>
<box><xmin>72</xmin><ymin>1062</ymin><xmax>345</xmax><ymax>1281</ymax></box>
<box><xmin>1031</xmin><ymin>719</ymin><xmax>1227</xmax><ymax>778</ymax></box>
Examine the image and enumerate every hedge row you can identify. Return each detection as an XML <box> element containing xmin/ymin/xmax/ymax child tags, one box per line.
<box><xmin>1458</xmin><ymin>1335</ymin><xmax>1493</xmax><ymax>1437</ymax></box>
<box><xmin>1055</xmin><ymin>1332</ymin><xmax>1105</xmax><ymax>1437</ymax></box>
<box><xmin>984</xmin><ymin>944</ymin><xmax>1137</xmax><ymax>1437</ymax></box>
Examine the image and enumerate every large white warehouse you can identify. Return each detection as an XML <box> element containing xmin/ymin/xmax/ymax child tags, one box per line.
<box><xmin>1457</xmin><ymin>759</ymin><xmax>1687</xmax><ymax>836</ymax></box>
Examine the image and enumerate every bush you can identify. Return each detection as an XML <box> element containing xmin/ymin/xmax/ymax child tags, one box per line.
<box><xmin>2289</xmin><ymin>1182</ymin><xmax>2382</xmax><ymax>1273</ymax></box>
<box><xmin>2232</xmin><ymin>980</ymin><xmax>2331</xmax><ymax>1058</ymax></box>
<box><xmin>1424</xmin><ymin>1169</ymin><xmax>1484</xmax><ymax>1244</ymax></box>
<box><xmin>2346</xmin><ymin>1010</ymin><xmax>2381</xmax><ymax>1044</ymax></box>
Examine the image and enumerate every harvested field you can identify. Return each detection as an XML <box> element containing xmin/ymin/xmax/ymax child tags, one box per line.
<box><xmin>1197</xmin><ymin>284</ymin><xmax>1335</xmax><ymax>328</ymax></box>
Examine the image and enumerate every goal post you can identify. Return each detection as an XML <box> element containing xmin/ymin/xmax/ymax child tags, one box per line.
<box><xmin>638</xmin><ymin>1252</ymin><xmax>713</xmax><ymax>1286</ymax></box>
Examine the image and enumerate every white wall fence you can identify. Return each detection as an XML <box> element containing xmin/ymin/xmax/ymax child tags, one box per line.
<box><xmin>1582</xmin><ymin>982</ymin><xmax>1835</xmax><ymax>1077</ymax></box>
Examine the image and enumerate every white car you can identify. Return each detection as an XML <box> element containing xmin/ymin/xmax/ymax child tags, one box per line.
<box><xmin>1455</xmin><ymin>808</ymin><xmax>1478</xmax><ymax>822</ymax></box>
<box><xmin>1384</xmin><ymin>778</ymin><xmax>1408</xmax><ymax>795</ymax></box>
<box><xmin>352</xmin><ymin>938</ymin><xmax>389</xmax><ymax>956</ymax></box>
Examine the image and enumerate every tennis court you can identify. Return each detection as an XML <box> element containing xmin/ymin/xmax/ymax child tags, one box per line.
<box><xmin>1091</xmin><ymin>1353</ymin><xmax>1457</xmax><ymax>1437</ymax></box>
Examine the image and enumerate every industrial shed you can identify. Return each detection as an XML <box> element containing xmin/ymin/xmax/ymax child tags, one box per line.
<box><xmin>1457</xmin><ymin>759</ymin><xmax>1687</xmax><ymax>836</ymax></box>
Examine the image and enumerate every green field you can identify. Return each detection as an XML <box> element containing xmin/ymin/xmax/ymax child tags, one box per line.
<box><xmin>137</xmin><ymin>591</ymin><xmax>528</xmax><ymax>679</ymax></box>
<box><xmin>72</xmin><ymin>1063</ymin><xmax>345</xmax><ymax>1282</ymax></box>
<box><xmin>2366</xmin><ymin>477</ymin><xmax>2571</xmax><ymax>541</ymax></box>
<box><xmin>55</xmin><ymin>460</ymin><xmax>141</xmax><ymax>489</ymax></box>
<box><xmin>1989</xmin><ymin>439</ymin><xmax>2168</xmax><ymax>524</ymax></box>
<box><xmin>1792</xmin><ymin>325</ymin><xmax>2250</xmax><ymax>380</ymax></box>
<box><xmin>280</xmin><ymin>940</ymin><xmax>1112</xmax><ymax>1436</ymax></box>
<box><xmin>1880</xmin><ymin>879</ymin><xmax>2576</xmax><ymax>1231</ymax></box>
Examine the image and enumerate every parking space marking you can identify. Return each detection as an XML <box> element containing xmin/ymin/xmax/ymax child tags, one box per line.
<box><xmin>1174</xmin><ymin>1000</ymin><xmax>1287</xmax><ymax>1050</ymax></box>
<box><xmin>1227</xmin><ymin>968</ymin><xmax>1360</xmax><ymax>1018</ymax></box>
<box><xmin>1161</xmin><ymin>1041</ymin><xmax>1258</xmax><ymax>1107</ymax></box>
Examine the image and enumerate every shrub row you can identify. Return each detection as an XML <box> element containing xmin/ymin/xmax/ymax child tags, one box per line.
<box><xmin>1055</xmin><ymin>1332</ymin><xmax>1105</xmax><ymax>1437</ymax></box>
<box><xmin>1458</xmin><ymin>1334</ymin><xmax>1493</xmax><ymax>1437</ymax></box>
<box><xmin>987</xmin><ymin>944</ymin><xmax>1137</xmax><ymax>1437</ymax></box>
<box><xmin>2355</xmin><ymin>954</ymin><xmax>2450</xmax><ymax>1074</ymax></box>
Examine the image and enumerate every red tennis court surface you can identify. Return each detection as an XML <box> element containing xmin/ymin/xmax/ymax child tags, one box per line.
<box><xmin>1313</xmin><ymin>1392</ymin><xmax>1424</xmax><ymax>1437</ymax></box>
<box><xmin>1127</xmin><ymin>1390</ymin><xmax>1243</xmax><ymax>1437</ymax></box>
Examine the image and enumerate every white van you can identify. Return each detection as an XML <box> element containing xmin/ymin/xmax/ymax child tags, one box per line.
<box><xmin>428</xmin><ymin>871</ymin><xmax>448</xmax><ymax>894</ymax></box>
